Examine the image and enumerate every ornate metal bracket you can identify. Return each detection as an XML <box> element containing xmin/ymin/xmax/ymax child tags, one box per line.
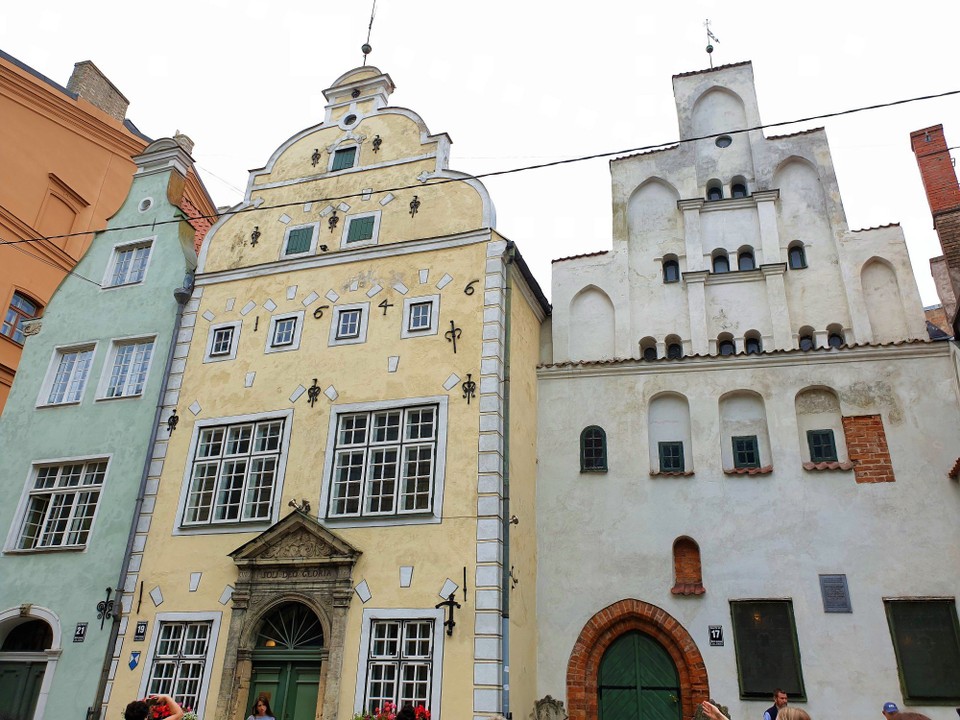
<box><xmin>96</xmin><ymin>587</ymin><xmax>116</xmax><ymax>630</ymax></box>
<box><xmin>313</xmin><ymin>305</ymin><xmax>330</xmax><ymax>319</ymax></box>
<box><xmin>372</xmin><ymin>134</ymin><xmax>382</xmax><ymax>153</ymax></box>
<box><xmin>409</xmin><ymin>195</ymin><xmax>420</xmax><ymax>217</ymax></box>
<box><xmin>328</xmin><ymin>211</ymin><xmax>339</xmax><ymax>233</ymax></box>
<box><xmin>250</xmin><ymin>226</ymin><xmax>261</xmax><ymax>246</ymax></box>
<box><xmin>444</xmin><ymin>321</ymin><xmax>462</xmax><ymax>353</ymax></box>
<box><xmin>307</xmin><ymin>379</ymin><xmax>321</xmax><ymax>408</ymax></box>
<box><xmin>462</xmin><ymin>374</ymin><xmax>476</xmax><ymax>404</ymax></box>
<box><xmin>311</xmin><ymin>148</ymin><xmax>321</xmax><ymax>167</ymax></box>
<box><xmin>434</xmin><ymin>593</ymin><xmax>461</xmax><ymax>636</ymax></box>
<box><xmin>167</xmin><ymin>409</ymin><xmax>179</xmax><ymax>435</ymax></box>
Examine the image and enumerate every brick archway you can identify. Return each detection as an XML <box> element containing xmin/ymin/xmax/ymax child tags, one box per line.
<box><xmin>566</xmin><ymin>599</ymin><xmax>709</xmax><ymax>720</ymax></box>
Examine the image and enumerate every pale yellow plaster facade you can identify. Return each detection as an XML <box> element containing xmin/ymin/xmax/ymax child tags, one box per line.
<box><xmin>103</xmin><ymin>66</ymin><xmax>546</xmax><ymax>720</ymax></box>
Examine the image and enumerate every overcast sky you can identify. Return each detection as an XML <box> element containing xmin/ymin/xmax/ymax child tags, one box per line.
<box><xmin>4</xmin><ymin>1</ymin><xmax>959</xmax><ymax>304</ymax></box>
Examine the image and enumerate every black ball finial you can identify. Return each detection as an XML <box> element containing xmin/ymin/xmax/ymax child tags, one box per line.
<box><xmin>362</xmin><ymin>43</ymin><xmax>372</xmax><ymax>55</ymax></box>
<box><xmin>706</xmin><ymin>43</ymin><xmax>714</xmax><ymax>54</ymax></box>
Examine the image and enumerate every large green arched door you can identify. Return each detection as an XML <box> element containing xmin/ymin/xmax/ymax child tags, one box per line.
<box><xmin>248</xmin><ymin>603</ymin><xmax>324</xmax><ymax>720</ymax></box>
<box><xmin>598</xmin><ymin>631</ymin><xmax>681</xmax><ymax>720</ymax></box>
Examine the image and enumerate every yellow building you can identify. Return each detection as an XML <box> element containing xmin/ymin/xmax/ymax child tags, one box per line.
<box><xmin>102</xmin><ymin>66</ymin><xmax>547</xmax><ymax>720</ymax></box>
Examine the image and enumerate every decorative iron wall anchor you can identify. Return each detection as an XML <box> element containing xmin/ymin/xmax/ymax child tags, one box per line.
<box><xmin>445</xmin><ymin>321</ymin><xmax>462</xmax><ymax>353</ymax></box>
<box><xmin>167</xmin><ymin>409</ymin><xmax>179</xmax><ymax>435</ymax></box>
<box><xmin>462</xmin><ymin>374</ymin><xmax>476</xmax><ymax>404</ymax></box>
<box><xmin>409</xmin><ymin>195</ymin><xmax>420</xmax><ymax>217</ymax></box>
<box><xmin>435</xmin><ymin>593</ymin><xmax>461</xmax><ymax>636</ymax></box>
<box><xmin>96</xmin><ymin>587</ymin><xmax>116</xmax><ymax>629</ymax></box>
<box><xmin>313</xmin><ymin>305</ymin><xmax>330</xmax><ymax>319</ymax></box>
<box><xmin>372</xmin><ymin>134</ymin><xmax>382</xmax><ymax>152</ymax></box>
<box><xmin>328</xmin><ymin>211</ymin><xmax>339</xmax><ymax>232</ymax></box>
<box><xmin>378</xmin><ymin>299</ymin><xmax>394</xmax><ymax>315</ymax></box>
<box><xmin>464</xmin><ymin>279</ymin><xmax>479</xmax><ymax>295</ymax></box>
<box><xmin>250</xmin><ymin>226</ymin><xmax>261</xmax><ymax>246</ymax></box>
<box><xmin>307</xmin><ymin>379</ymin><xmax>321</xmax><ymax>407</ymax></box>
<box><xmin>311</xmin><ymin>148</ymin><xmax>321</xmax><ymax>167</ymax></box>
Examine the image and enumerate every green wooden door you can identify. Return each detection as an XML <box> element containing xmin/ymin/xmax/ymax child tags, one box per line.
<box><xmin>0</xmin><ymin>661</ymin><xmax>45</xmax><ymax>720</ymax></box>
<box><xmin>598</xmin><ymin>632</ymin><xmax>681</xmax><ymax>720</ymax></box>
<box><xmin>249</xmin><ymin>661</ymin><xmax>319</xmax><ymax>720</ymax></box>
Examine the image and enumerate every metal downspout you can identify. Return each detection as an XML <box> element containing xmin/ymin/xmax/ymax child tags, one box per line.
<box><xmin>87</xmin><ymin>281</ymin><xmax>191</xmax><ymax>720</ymax></box>
<box><xmin>501</xmin><ymin>242</ymin><xmax>515</xmax><ymax>719</ymax></box>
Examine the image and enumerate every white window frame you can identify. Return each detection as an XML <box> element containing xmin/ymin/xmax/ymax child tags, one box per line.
<box><xmin>353</xmin><ymin>608</ymin><xmax>444</xmax><ymax>719</ymax></box>
<box><xmin>173</xmin><ymin>410</ymin><xmax>293</xmax><ymax>536</ymax></box>
<box><xmin>95</xmin><ymin>335</ymin><xmax>157</xmax><ymax>400</ymax></box>
<box><xmin>138</xmin><ymin>611</ymin><xmax>222</xmax><ymax>720</ymax></box>
<box><xmin>265</xmin><ymin>311</ymin><xmax>305</xmax><ymax>354</ymax></box>
<box><xmin>203</xmin><ymin>321</ymin><xmax>242</xmax><ymax>363</ymax></box>
<box><xmin>4</xmin><ymin>454</ymin><xmax>112</xmax><ymax>552</ymax></box>
<box><xmin>328</xmin><ymin>302</ymin><xmax>371</xmax><ymax>347</ymax></box>
<box><xmin>281</xmin><ymin>222</ymin><xmax>319</xmax><ymax>259</ymax></box>
<box><xmin>102</xmin><ymin>237</ymin><xmax>155</xmax><ymax>288</ymax></box>
<box><xmin>320</xmin><ymin>396</ymin><xmax>448</xmax><ymax>527</ymax></box>
<box><xmin>401</xmin><ymin>294</ymin><xmax>440</xmax><ymax>339</ymax></box>
<box><xmin>329</xmin><ymin>145</ymin><xmax>359</xmax><ymax>173</ymax></box>
<box><xmin>340</xmin><ymin>211</ymin><xmax>382</xmax><ymax>250</ymax></box>
<box><xmin>37</xmin><ymin>342</ymin><xmax>98</xmax><ymax>407</ymax></box>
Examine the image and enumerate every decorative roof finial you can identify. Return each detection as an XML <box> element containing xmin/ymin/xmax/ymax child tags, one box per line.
<box><xmin>704</xmin><ymin>19</ymin><xmax>720</xmax><ymax>69</ymax></box>
<box><xmin>362</xmin><ymin>0</ymin><xmax>378</xmax><ymax>66</ymax></box>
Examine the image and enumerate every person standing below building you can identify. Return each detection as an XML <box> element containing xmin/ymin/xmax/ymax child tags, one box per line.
<box><xmin>764</xmin><ymin>689</ymin><xmax>788</xmax><ymax>720</ymax></box>
<box><xmin>882</xmin><ymin>702</ymin><xmax>900</xmax><ymax>720</ymax></box>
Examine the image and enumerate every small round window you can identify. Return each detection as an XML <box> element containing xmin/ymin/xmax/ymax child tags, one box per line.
<box><xmin>138</xmin><ymin>198</ymin><xmax>153</xmax><ymax>213</ymax></box>
<box><xmin>715</xmin><ymin>135</ymin><xmax>732</xmax><ymax>148</ymax></box>
<box><xmin>344</xmin><ymin>114</ymin><xmax>358</xmax><ymax>126</ymax></box>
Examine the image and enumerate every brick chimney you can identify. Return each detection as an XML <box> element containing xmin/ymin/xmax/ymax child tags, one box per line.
<box><xmin>66</xmin><ymin>60</ymin><xmax>129</xmax><ymax>122</ymax></box>
<box><xmin>911</xmin><ymin>125</ymin><xmax>960</xmax><ymax>333</ymax></box>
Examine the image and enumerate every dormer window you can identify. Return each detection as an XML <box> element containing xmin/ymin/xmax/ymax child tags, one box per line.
<box><xmin>331</xmin><ymin>146</ymin><xmax>357</xmax><ymax>171</ymax></box>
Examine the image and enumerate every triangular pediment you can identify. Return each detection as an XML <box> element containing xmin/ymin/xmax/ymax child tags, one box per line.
<box><xmin>230</xmin><ymin>510</ymin><xmax>361</xmax><ymax>566</ymax></box>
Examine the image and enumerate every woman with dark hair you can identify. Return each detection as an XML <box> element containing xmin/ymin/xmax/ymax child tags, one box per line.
<box><xmin>124</xmin><ymin>694</ymin><xmax>183</xmax><ymax>720</ymax></box>
<box><xmin>247</xmin><ymin>695</ymin><xmax>276</xmax><ymax>720</ymax></box>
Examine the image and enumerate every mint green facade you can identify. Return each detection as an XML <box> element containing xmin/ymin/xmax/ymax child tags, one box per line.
<box><xmin>0</xmin><ymin>139</ymin><xmax>199</xmax><ymax>720</ymax></box>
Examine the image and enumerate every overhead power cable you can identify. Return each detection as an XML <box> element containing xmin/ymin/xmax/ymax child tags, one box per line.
<box><xmin>2</xmin><ymin>87</ymin><xmax>959</xmax><ymax>250</ymax></box>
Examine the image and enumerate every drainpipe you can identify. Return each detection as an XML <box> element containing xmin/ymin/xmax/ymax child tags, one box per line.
<box><xmin>500</xmin><ymin>242</ymin><xmax>515</xmax><ymax>719</ymax></box>
<box><xmin>87</xmin><ymin>277</ymin><xmax>193</xmax><ymax>720</ymax></box>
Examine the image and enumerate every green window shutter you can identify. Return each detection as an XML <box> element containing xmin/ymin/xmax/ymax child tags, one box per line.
<box><xmin>886</xmin><ymin>600</ymin><xmax>960</xmax><ymax>701</ymax></box>
<box><xmin>347</xmin><ymin>216</ymin><xmax>376</xmax><ymax>243</ymax></box>
<box><xmin>285</xmin><ymin>227</ymin><xmax>313</xmax><ymax>255</ymax></box>
<box><xmin>730</xmin><ymin>601</ymin><xmax>806</xmax><ymax>699</ymax></box>
<box><xmin>332</xmin><ymin>147</ymin><xmax>357</xmax><ymax>171</ymax></box>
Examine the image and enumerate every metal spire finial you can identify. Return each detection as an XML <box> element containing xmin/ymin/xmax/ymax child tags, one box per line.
<box><xmin>362</xmin><ymin>0</ymin><xmax>378</xmax><ymax>65</ymax></box>
<box><xmin>704</xmin><ymin>19</ymin><xmax>720</xmax><ymax>68</ymax></box>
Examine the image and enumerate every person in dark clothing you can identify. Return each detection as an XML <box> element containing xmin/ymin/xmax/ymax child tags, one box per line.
<box><xmin>763</xmin><ymin>689</ymin><xmax>788</xmax><ymax>720</ymax></box>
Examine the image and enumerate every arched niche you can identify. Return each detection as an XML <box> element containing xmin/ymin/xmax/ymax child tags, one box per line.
<box><xmin>718</xmin><ymin>391</ymin><xmax>772</xmax><ymax>472</ymax></box>
<box><xmin>794</xmin><ymin>387</ymin><xmax>849</xmax><ymax>466</ymax></box>
<box><xmin>773</xmin><ymin>158</ymin><xmax>832</xmax><ymax>250</ymax></box>
<box><xmin>672</xmin><ymin>537</ymin><xmax>704</xmax><ymax>595</ymax></box>
<box><xmin>569</xmin><ymin>286</ymin><xmax>616</xmax><ymax>361</ymax></box>
<box><xmin>627</xmin><ymin>178</ymin><xmax>682</xmax><ymax>252</ymax></box>
<box><xmin>861</xmin><ymin>258</ymin><xmax>908</xmax><ymax>343</ymax></box>
<box><xmin>649</xmin><ymin>392</ymin><xmax>693</xmax><ymax>475</ymax></box>
<box><xmin>691</xmin><ymin>87</ymin><xmax>748</xmax><ymax>137</ymax></box>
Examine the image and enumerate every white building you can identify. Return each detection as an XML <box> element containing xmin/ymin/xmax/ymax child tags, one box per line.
<box><xmin>535</xmin><ymin>61</ymin><xmax>960</xmax><ymax>720</ymax></box>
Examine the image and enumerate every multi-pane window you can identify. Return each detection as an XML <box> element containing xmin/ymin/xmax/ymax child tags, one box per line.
<box><xmin>211</xmin><ymin>327</ymin><xmax>234</xmax><ymax>356</ymax></box>
<box><xmin>46</xmin><ymin>346</ymin><xmax>95</xmax><ymax>404</ymax></box>
<box><xmin>272</xmin><ymin>317</ymin><xmax>297</xmax><ymax>347</ymax></box>
<box><xmin>884</xmin><ymin>599</ymin><xmax>960</xmax><ymax>701</ymax></box>
<box><xmin>284</xmin><ymin>226</ymin><xmax>314</xmax><ymax>256</ymax></box>
<box><xmin>2</xmin><ymin>292</ymin><xmax>40</xmax><ymax>344</ymax></box>
<box><xmin>108</xmin><ymin>241</ymin><xmax>152</xmax><ymax>286</ymax></box>
<box><xmin>105</xmin><ymin>339</ymin><xmax>154</xmax><ymax>398</ymax></box>
<box><xmin>658</xmin><ymin>441</ymin><xmax>685</xmax><ymax>473</ymax></box>
<box><xmin>147</xmin><ymin>621</ymin><xmax>212</xmax><ymax>712</ymax></box>
<box><xmin>365</xmin><ymin>619</ymin><xmax>434</xmax><ymax>713</ymax></box>
<box><xmin>17</xmin><ymin>460</ymin><xmax>107</xmax><ymax>549</ymax></box>
<box><xmin>347</xmin><ymin>216</ymin><xmax>376</xmax><ymax>244</ymax></box>
<box><xmin>806</xmin><ymin>429</ymin><xmax>838</xmax><ymax>463</ymax></box>
<box><xmin>788</xmin><ymin>245</ymin><xmax>807</xmax><ymax>269</ymax></box>
<box><xmin>328</xmin><ymin>405</ymin><xmax>438</xmax><ymax>518</ymax></box>
<box><xmin>730</xmin><ymin>600</ymin><xmax>806</xmax><ymax>699</ymax></box>
<box><xmin>580</xmin><ymin>426</ymin><xmax>607</xmax><ymax>472</ymax></box>
<box><xmin>338</xmin><ymin>309</ymin><xmax>362</xmax><ymax>339</ymax></box>
<box><xmin>332</xmin><ymin>146</ymin><xmax>358</xmax><ymax>171</ymax></box>
<box><xmin>663</xmin><ymin>259</ymin><xmax>680</xmax><ymax>283</ymax></box>
<box><xmin>408</xmin><ymin>302</ymin><xmax>432</xmax><ymax>332</ymax></box>
<box><xmin>732</xmin><ymin>435</ymin><xmax>760</xmax><ymax>469</ymax></box>
<box><xmin>183</xmin><ymin>419</ymin><xmax>285</xmax><ymax>526</ymax></box>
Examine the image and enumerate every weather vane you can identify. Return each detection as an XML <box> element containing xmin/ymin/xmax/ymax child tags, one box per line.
<box><xmin>704</xmin><ymin>19</ymin><xmax>720</xmax><ymax>68</ymax></box>
<box><xmin>362</xmin><ymin>0</ymin><xmax>378</xmax><ymax>65</ymax></box>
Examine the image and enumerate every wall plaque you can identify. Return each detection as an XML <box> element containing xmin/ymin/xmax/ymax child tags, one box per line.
<box><xmin>819</xmin><ymin>573</ymin><xmax>852</xmax><ymax>612</ymax></box>
<box><xmin>134</xmin><ymin>620</ymin><xmax>148</xmax><ymax>641</ymax></box>
<box><xmin>73</xmin><ymin>622</ymin><xmax>87</xmax><ymax>643</ymax></box>
<box><xmin>708</xmin><ymin>625</ymin><xmax>723</xmax><ymax>646</ymax></box>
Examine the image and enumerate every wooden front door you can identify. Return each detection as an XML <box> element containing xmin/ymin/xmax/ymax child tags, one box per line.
<box><xmin>598</xmin><ymin>632</ymin><xmax>681</xmax><ymax>720</ymax></box>
<box><xmin>0</xmin><ymin>661</ymin><xmax>45</xmax><ymax>720</ymax></box>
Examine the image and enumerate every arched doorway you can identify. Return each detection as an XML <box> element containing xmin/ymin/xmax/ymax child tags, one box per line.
<box><xmin>0</xmin><ymin>617</ymin><xmax>54</xmax><ymax>720</ymax></box>
<box><xmin>598</xmin><ymin>632</ymin><xmax>680</xmax><ymax>720</ymax></box>
<box><xmin>246</xmin><ymin>603</ymin><xmax>324</xmax><ymax>720</ymax></box>
<box><xmin>566</xmin><ymin>599</ymin><xmax>708</xmax><ymax>720</ymax></box>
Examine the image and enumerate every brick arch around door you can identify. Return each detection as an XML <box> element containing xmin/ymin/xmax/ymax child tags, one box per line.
<box><xmin>566</xmin><ymin>599</ymin><xmax>709</xmax><ymax>720</ymax></box>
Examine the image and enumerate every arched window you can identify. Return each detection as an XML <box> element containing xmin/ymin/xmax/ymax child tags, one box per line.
<box><xmin>672</xmin><ymin>537</ymin><xmax>704</xmax><ymax>595</ymax></box>
<box><xmin>712</xmin><ymin>253</ymin><xmax>730</xmax><ymax>274</ymax></box>
<box><xmin>580</xmin><ymin>426</ymin><xmax>608</xmax><ymax>472</ymax></box>
<box><xmin>828</xmin><ymin>332</ymin><xmax>844</xmax><ymax>348</ymax></box>
<box><xmin>707</xmin><ymin>186</ymin><xmax>723</xmax><ymax>201</ymax></box>
<box><xmin>640</xmin><ymin>336</ymin><xmax>658</xmax><ymax>361</ymax></box>
<box><xmin>788</xmin><ymin>243</ymin><xmax>807</xmax><ymax>269</ymax></box>
<box><xmin>2</xmin><ymin>291</ymin><xmax>42</xmax><ymax>345</ymax></box>
<box><xmin>718</xmin><ymin>338</ymin><xmax>736</xmax><ymax>356</ymax></box>
<box><xmin>799</xmin><ymin>334</ymin><xmax>815</xmax><ymax>351</ymax></box>
<box><xmin>662</xmin><ymin>258</ymin><xmax>680</xmax><ymax>283</ymax></box>
<box><xmin>257</xmin><ymin>603</ymin><xmax>324</xmax><ymax>650</ymax></box>
<box><xmin>666</xmin><ymin>339</ymin><xmax>683</xmax><ymax>359</ymax></box>
<box><xmin>1</xmin><ymin>619</ymin><xmax>53</xmax><ymax>651</ymax></box>
<box><xmin>731</xmin><ymin>183</ymin><xmax>748</xmax><ymax>198</ymax></box>
<box><xmin>745</xmin><ymin>334</ymin><xmax>762</xmax><ymax>354</ymax></box>
<box><xmin>737</xmin><ymin>250</ymin><xmax>755</xmax><ymax>271</ymax></box>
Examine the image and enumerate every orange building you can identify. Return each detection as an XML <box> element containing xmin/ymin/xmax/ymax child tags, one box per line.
<box><xmin>0</xmin><ymin>50</ymin><xmax>216</xmax><ymax>412</ymax></box>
